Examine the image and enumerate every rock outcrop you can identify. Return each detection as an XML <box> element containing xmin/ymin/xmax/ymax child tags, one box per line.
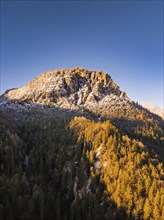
<box><xmin>1</xmin><ymin>67</ymin><xmax>163</xmax><ymax>123</ymax></box>
<box><xmin>1</xmin><ymin>67</ymin><xmax>133</xmax><ymax>115</ymax></box>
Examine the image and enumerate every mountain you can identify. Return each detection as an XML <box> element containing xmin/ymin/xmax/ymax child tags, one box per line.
<box><xmin>1</xmin><ymin>67</ymin><xmax>129</xmax><ymax>113</ymax></box>
<box><xmin>1</xmin><ymin>67</ymin><xmax>163</xmax><ymax>123</ymax></box>
<box><xmin>0</xmin><ymin>67</ymin><xmax>164</xmax><ymax>220</ymax></box>
<box><xmin>139</xmin><ymin>102</ymin><xmax>164</xmax><ymax>119</ymax></box>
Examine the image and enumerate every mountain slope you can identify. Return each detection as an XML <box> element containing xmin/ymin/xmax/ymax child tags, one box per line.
<box><xmin>0</xmin><ymin>67</ymin><xmax>164</xmax><ymax>220</ymax></box>
<box><xmin>1</xmin><ymin>67</ymin><xmax>163</xmax><ymax>156</ymax></box>
<box><xmin>139</xmin><ymin>102</ymin><xmax>164</xmax><ymax>119</ymax></box>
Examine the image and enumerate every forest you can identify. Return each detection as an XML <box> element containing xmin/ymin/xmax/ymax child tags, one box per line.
<box><xmin>0</xmin><ymin>109</ymin><xmax>163</xmax><ymax>220</ymax></box>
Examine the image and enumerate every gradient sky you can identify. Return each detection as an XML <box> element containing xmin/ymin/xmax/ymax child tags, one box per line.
<box><xmin>1</xmin><ymin>0</ymin><xmax>163</xmax><ymax>108</ymax></box>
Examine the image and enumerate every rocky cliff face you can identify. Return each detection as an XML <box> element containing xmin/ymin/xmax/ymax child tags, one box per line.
<box><xmin>1</xmin><ymin>67</ymin><xmax>133</xmax><ymax>117</ymax></box>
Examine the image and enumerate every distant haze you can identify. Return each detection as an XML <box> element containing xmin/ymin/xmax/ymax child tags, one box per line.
<box><xmin>139</xmin><ymin>102</ymin><xmax>164</xmax><ymax>119</ymax></box>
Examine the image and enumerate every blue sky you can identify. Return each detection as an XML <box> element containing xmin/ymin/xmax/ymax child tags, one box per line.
<box><xmin>1</xmin><ymin>0</ymin><xmax>163</xmax><ymax>108</ymax></box>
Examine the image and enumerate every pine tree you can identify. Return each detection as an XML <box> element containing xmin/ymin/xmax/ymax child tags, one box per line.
<box><xmin>153</xmin><ymin>191</ymin><xmax>161</xmax><ymax>220</ymax></box>
<box><xmin>143</xmin><ymin>198</ymin><xmax>152</xmax><ymax>220</ymax></box>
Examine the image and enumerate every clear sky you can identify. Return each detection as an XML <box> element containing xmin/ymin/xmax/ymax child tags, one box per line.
<box><xmin>1</xmin><ymin>0</ymin><xmax>163</xmax><ymax>108</ymax></box>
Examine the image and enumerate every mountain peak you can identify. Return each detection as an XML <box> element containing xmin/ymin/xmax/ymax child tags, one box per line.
<box><xmin>36</xmin><ymin>67</ymin><xmax>113</xmax><ymax>86</ymax></box>
<box><xmin>2</xmin><ymin>67</ymin><xmax>163</xmax><ymax>124</ymax></box>
<box><xmin>2</xmin><ymin>67</ymin><xmax>126</xmax><ymax>111</ymax></box>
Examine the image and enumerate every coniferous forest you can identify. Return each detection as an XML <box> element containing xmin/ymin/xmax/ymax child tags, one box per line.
<box><xmin>0</xmin><ymin>106</ymin><xmax>163</xmax><ymax>220</ymax></box>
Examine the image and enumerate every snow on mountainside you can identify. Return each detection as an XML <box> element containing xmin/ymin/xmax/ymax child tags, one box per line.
<box><xmin>0</xmin><ymin>67</ymin><xmax>163</xmax><ymax>124</ymax></box>
<box><xmin>0</xmin><ymin>67</ymin><xmax>132</xmax><ymax>116</ymax></box>
<box><xmin>139</xmin><ymin>102</ymin><xmax>164</xmax><ymax>119</ymax></box>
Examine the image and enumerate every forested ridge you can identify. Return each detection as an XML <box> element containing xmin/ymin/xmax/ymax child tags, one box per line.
<box><xmin>0</xmin><ymin>68</ymin><xmax>164</xmax><ymax>219</ymax></box>
<box><xmin>0</xmin><ymin>110</ymin><xmax>163</xmax><ymax>220</ymax></box>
